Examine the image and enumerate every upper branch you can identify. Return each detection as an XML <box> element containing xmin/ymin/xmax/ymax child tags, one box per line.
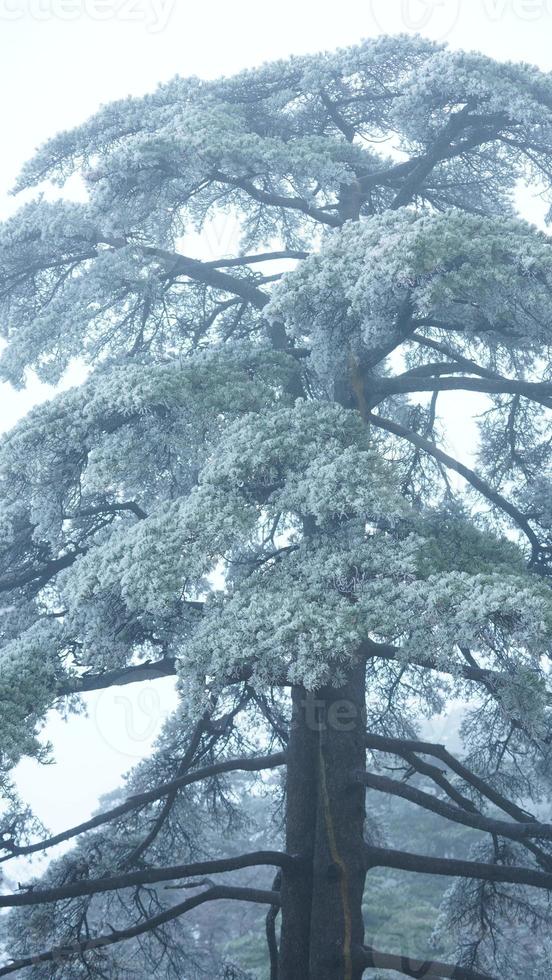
<box><xmin>373</xmin><ymin>374</ymin><xmax>552</xmax><ymax>410</ymax></box>
<box><xmin>210</xmin><ymin>171</ymin><xmax>342</xmax><ymax>227</ymax></box>
<box><xmin>56</xmin><ymin>657</ymin><xmax>178</xmax><ymax>697</ymax></box>
<box><xmin>362</xmin><ymin>639</ymin><xmax>549</xmax><ymax>703</ymax></box>
<box><xmin>0</xmin><ymin>752</ymin><xmax>286</xmax><ymax>863</ymax></box>
<box><xmin>367</xmin><ymin>413</ymin><xmax>543</xmax><ymax>562</ymax></box>
<box><xmin>357</xmin><ymin>770</ymin><xmax>552</xmax><ymax>844</ymax></box>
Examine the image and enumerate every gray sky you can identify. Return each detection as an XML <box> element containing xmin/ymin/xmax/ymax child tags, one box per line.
<box><xmin>2</xmin><ymin>0</ymin><xmax>552</xmax><ymax>845</ymax></box>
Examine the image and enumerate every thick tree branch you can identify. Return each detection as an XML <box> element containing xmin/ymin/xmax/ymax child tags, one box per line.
<box><xmin>373</xmin><ymin>374</ymin><xmax>552</xmax><ymax>409</ymax></box>
<box><xmin>367</xmin><ymin>413</ymin><xmax>543</xmax><ymax>560</ymax></box>
<box><xmin>0</xmin><ymin>752</ymin><xmax>286</xmax><ymax>863</ymax></box>
<box><xmin>357</xmin><ymin>770</ymin><xmax>552</xmax><ymax>843</ymax></box>
<box><xmin>210</xmin><ymin>170</ymin><xmax>341</xmax><ymax>227</ymax></box>
<box><xmin>0</xmin><ymin>549</ymin><xmax>85</xmax><ymax>595</ymax></box>
<box><xmin>203</xmin><ymin>249</ymin><xmax>308</xmax><ymax>268</ymax></box>
<box><xmin>411</xmin><ymin>333</ymin><xmax>517</xmax><ymax>382</ymax></box>
<box><xmin>365</xmin><ymin>843</ymin><xmax>552</xmax><ymax>891</ymax></box>
<box><xmin>0</xmin><ymin>851</ymin><xmax>292</xmax><ymax>908</ymax></box>
<box><xmin>365</xmin><ymin>735</ymin><xmax>479</xmax><ymax>814</ymax></box>
<box><xmin>68</xmin><ymin>501</ymin><xmax>148</xmax><ymax>521</ymax></box>
<box><xmin>94</xmin><ymin>234</ymin><xmax>271</xmax><ymax>308</ymax></box>
<box><xmin>357</xmin><ymin>945</ymin><xmax>495</xmax><ymax>980</ymax></box>
<box><xmin>56</xmin><ymin>658</ymin><xmax>178</xmax><ymax>697</ymax></box>
<box><xmin>356</xmin><ymin>109</ymin><xmax>510</xmax><ymax>206</ymax></box>
<box><xmin>0</xmin><ymin>885</ymin><xmax>281</xmax><ymax>977</ymax></box>
<box><xmin>361</xmin><ymin>638</ymin><xmax>547</xmax><ymax>701</ymax></box>
<box><xmin>389</xmin><ymin>114</ymin><xmax>508</xmax><ymax>210</ymax></box>
<box><xmin>364</xmin><ymin>731</ymin><xmax>552</xmax><ymax>872</ymax></box>
<box><xmin>364</xmin><ymin>733</ymin><xmax>535</xmax><ymax>824</ymax></box>
<box><xmin>138</xmin><ymin>244</ymin><xmax>271</xmax><ymax>308</ymax></box>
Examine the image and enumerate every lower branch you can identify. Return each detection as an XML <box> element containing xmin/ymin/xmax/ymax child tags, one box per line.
<box><xmin>1</xmin><ymin>752</ymin><xmax>286</xmax><ymax>863</ymax></box>
<box><xmin>0</xmin><ymin>885</ymin><xmax>280</xmax><ymax>977</ymax></box>
<box><xmin>266</xmin><ymin>870</ymin><xmax>282</xmax><ymax>980</ymax></box>
<box><xmin>364</xmin><ymin>732</ymin><xmax>535</xmax><ymax>824</ymax></box>
<box><xmin>365</xmin><ymin>844</ymin><xmax>552</xmax><ymax>890</ymax></box>
<box><xmin>0</xmin><ymin>851</ymin><xmax>293</xmax><ymax>909</ymax></box>
<box><xmin>357</xmin><ymin>945</ymin><xmax>496</xmax><ymax>980</ymax></box>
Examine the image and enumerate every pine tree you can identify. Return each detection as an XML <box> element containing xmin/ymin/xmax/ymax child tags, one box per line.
<box><xmin>1</xmin><ymin>34</ymin><xmax>552</xmax><ymax>979</ymax></box>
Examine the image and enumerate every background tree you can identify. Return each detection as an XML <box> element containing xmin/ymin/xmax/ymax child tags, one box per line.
<box><xmin>1</xmin><ymin>33</ymin><xmax>552</xmax><ymax>979</ymax></box>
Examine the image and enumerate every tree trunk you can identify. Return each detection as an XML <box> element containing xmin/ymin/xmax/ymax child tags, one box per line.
<box><xmin>279</xmin><ymin>684</ymin><xmax>318</xmax><ymax>980</ymax></box>
<box><xmin>279</xmin><ymin>662</ymin><xmax>367</xmax><ymax>980</ymax></box>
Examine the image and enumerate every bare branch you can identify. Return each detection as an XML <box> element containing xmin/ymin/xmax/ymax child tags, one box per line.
<box><xmin>0</xmin><ymin>852</ymin><xmax>292</xmax><ymax>909</ymax></box>
<box><xmin>56</xmin><ymin>658</ymin><xmax>178</xmax><ymax>697</ymax></box>
<box><xmin>138</xmin><ymin>244</ymin><xmax>271</xmax><ymax>308</ymax></box>
<box><xmin>365</xmin><ymin>844</ymin><xmax>552</xmax><ymax>891</ymax></box>
<box><xmin>373</xmin><ymin>374</ymin><xmax>552</xmax><ymax>409</ymax></box>
<box><xmin>0</xmin><ymin>753</ymin><xmax>286</xmax><ymax>863</ymax></box>
<box><xmin>362</xmin><ymin>638</ymin><xmax>545</xmax><ymax>700</ymax></box>
<box><xmin>411</xmin><ymin>333</ymin><xmax>520</xmax><ymax>381</ymax></box>
<box><xmin>203</xmin><ymin>249</ymin><xmax>308</xmax><ymax>268</ymax></box>
<box><xmin>0</xmin><ymin>885</ymin><xmax>281</xmax><ymax>977</ymax></box>
<box><xmin>357</xmin><ymin>770</ymin><xmax>552</xmax><ymax>843</ymax></box>
<box><xmin>364</xmin><ymin>733</ymin><xmax>536</xmax><ymax>824</ymax></box>
<box><xmin>358</xmin><ymin>944</ymin><xmax>496</xmax><ymax>980</ymax></box>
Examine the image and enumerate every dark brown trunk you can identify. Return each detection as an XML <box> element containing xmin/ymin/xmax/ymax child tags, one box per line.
<box><xmin>279</xmin><ymin>662</ymin><xmax>367</xmax><ymax>980</ymax></box>
<box><xmin>279</xmin><ymin>684</ymin><xmax>318</xmax><ymax>979</ymax></box>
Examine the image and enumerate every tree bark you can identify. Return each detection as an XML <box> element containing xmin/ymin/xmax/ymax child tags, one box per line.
<box><xmin>279</xmin><ymin>684</ymin><xmax>318</xmax><ymax>980</ymax></box>
<box><xmin>279</xmin><ymin>662</ymin><xmax>367</xmax><ymax>980</ymax></box>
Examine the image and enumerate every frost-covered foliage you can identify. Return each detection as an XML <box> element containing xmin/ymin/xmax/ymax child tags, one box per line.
<box><xmin>4</xmin><ymin>36</ymin><xmax>552</xmax><ymax>383</ymax></box>
<box><xmin>267</xmin><ymin>211</ymin><xmax>552</xmax><ymax>385</ymax></box>
<box><xmin>1</xmin><ymin>33</ymin><xmax>552</xmax><ymax>979</ymax></box>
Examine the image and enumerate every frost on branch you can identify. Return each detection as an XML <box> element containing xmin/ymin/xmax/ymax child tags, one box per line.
<box><xmin>268</xmin><ymin>211</ymin><xmax>552</xmax><ymax>389</ymax></box>
<box><xmin>1</xmin><ymin>33</ymin><xmax>552</xmax><ymax>976</ymax></box>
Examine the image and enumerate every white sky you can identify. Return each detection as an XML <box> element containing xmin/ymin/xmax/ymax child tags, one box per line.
<box><xmin>1</xmin><ymin>0</ymin><xmax>552</xmax><ymax>856</ymax></box>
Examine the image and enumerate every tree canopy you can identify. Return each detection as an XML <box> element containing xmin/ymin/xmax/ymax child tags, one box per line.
<box><xmin>1</xmin><ymin>33</ymin><xmax>552</xmax><ymax>979</ymax></box>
